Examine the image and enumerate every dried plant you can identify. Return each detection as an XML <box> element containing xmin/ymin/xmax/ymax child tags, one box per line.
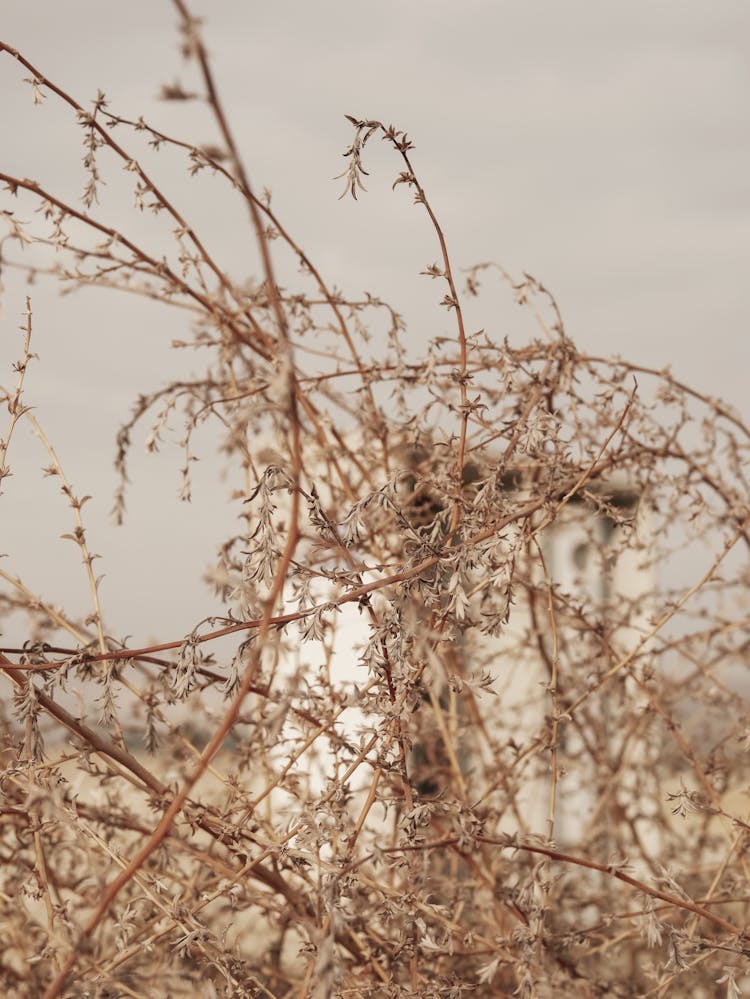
<box><xmin>2</xmin><ymin>7</ymin><xmax>750</xmax><ymax>998</ymax></box>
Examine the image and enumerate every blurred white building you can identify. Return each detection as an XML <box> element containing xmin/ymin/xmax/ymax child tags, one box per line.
<box><xmin>471</xmin><ymin>477</ymin><xmax>654</xmax><ymax>846</ymax></box>
<box><xmin>323</xmin><ymin>450</ymin><xmax>655</xmax><ymax>845</ymax></box>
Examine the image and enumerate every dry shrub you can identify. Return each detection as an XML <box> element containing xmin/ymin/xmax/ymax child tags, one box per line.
<box><xmin>1</xmin><ymin>8</ymin><xmax>749</xmax><ymax>998</ymax></box>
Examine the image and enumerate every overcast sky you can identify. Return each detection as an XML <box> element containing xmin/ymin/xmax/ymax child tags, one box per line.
<box><xmin>1</xmin><ymin>1</ymin><xmax>748</xmax><ymax>645</ymax></box>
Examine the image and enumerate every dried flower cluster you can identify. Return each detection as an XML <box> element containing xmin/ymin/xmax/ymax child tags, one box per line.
<box><xmin>2</xmin><ymin>6</ymin><xmax>750</xmax><ymax>998</ymax></box>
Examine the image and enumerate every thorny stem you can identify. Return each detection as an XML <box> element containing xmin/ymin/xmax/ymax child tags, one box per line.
<box><xmin>27</xmin><ymin>413</ymin><xmax>112</xmax><ymax>661</ymax></box>
<box><xmin>533</xmin><ymin>538</ymin><xmax>560</xmax><ymax>843</ymax></box>
<box><xmin>344</xmin><ymin>118</ymin><xmax>470</xmax><ymax>533</ymax></box>
<box><xmin>40</xmin><ymin>5</ymin><xmax>309</xmax><ymax>993</ymax></box>
<box><xmin>392</xmin><ymin>142</ymin><xmax>470</xmax><ymax>537</ymax></box>
<box><xmin>0</xmin><ymin>296</ymin><xmax>34</xmax><ymax>491</ymax></box>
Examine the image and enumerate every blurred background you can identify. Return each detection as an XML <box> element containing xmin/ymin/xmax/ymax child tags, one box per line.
<box><xmin>1</xmin><ymin>0</ymin><xmax>748</xmax><ymax>645</ymax></box>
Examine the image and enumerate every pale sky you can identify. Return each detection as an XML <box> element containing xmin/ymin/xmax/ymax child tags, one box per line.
<box><xmin>1</xmin><ymin>1</ymin><xmax>748</xmax><ymax>645</ymax></box>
